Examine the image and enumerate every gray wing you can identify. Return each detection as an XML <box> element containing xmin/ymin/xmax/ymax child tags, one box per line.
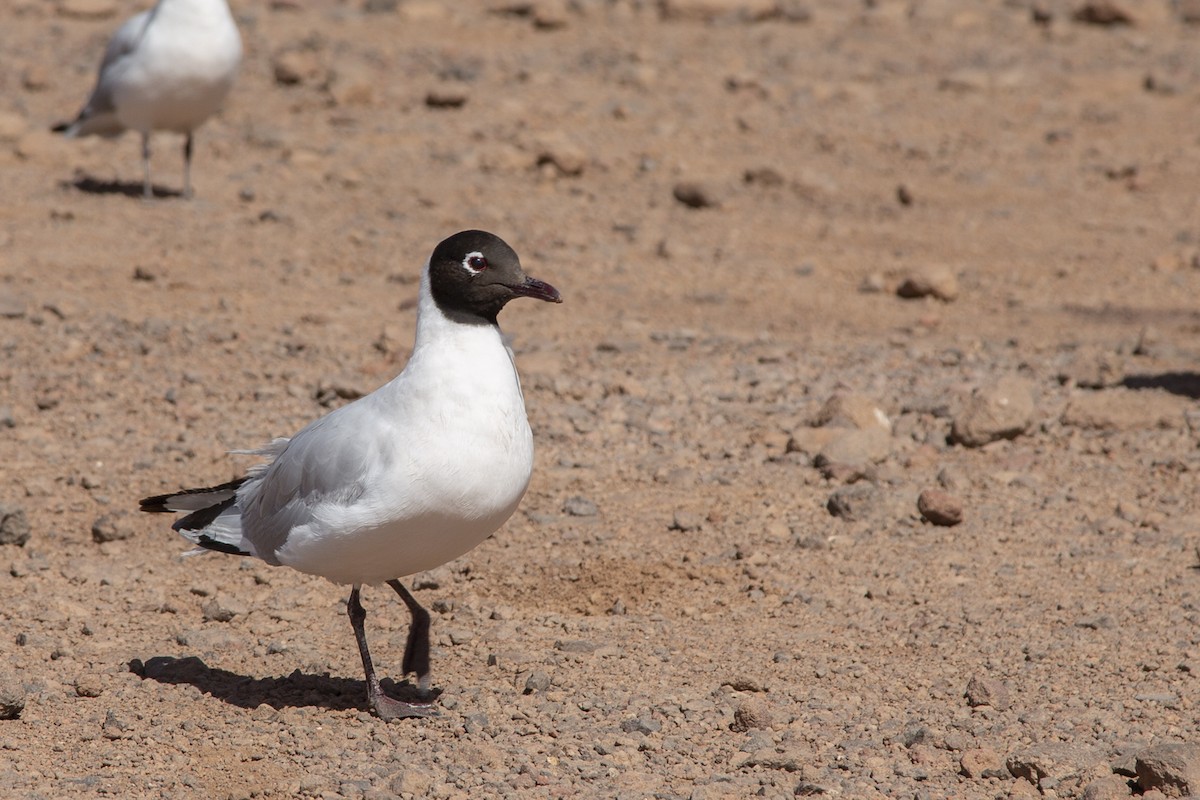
<box><xmin>62</xmin><ymin>10</ymin><xmax>153</xmax><ymax>137</ymax></box>
<box><xmin>237</xmin><ymin>399</ymin><xmax>386</xmax><ymax>561</ymax></box>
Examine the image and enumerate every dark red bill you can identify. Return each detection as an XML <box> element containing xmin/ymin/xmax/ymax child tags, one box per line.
<box><xmin>511</xmin><ymin>276</ymin><xmax>562</xmax><ymax>303</ymax></box>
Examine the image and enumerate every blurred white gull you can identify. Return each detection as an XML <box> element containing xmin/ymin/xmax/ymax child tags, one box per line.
<box><xmin>56</xmin><ymin>0</ymin><xmax>242</xmax><ymax>198</ymax></box>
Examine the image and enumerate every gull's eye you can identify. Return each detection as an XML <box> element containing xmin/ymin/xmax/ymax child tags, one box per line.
<box><xmin>467</xmin><ymin>255</ymin><xmax>488</xmax><ymax>272</ymax></box>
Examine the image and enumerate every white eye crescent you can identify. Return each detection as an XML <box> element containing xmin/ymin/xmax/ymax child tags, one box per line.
<box><xmin>462</xmin><ymin>252</ymin><xmax>488</xmax><ymax>273</ymax></box>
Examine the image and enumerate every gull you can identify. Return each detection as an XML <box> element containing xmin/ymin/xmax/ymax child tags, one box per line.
<box><xmin>55</xmin><ymin>0</ymin><xmax>242</xmax><ymax>198</ymax></box>
<box><xmin>140</xmin><ymin>230</ymin><xmax>562</xmax><ymax>720</ymax></box>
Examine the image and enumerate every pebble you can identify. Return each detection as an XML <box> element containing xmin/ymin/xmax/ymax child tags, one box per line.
<box><xmin>56</xmin><ymin>0</ymin><xmax>118</xmax><ymax>19</ymax></box>
<box><xmin>425</xmin><ymin>83</ymin><xmax>470</xmax><ymax>109</ymax></box>
<box><xmin>201</xmin><ymin>596</ymin><xmax>243</xmax><ymax>623</ymax></box>
<box><xmin>917</xmin><ymin>489</ymin><xmax>964</xmax><ymax>527</ymax></box>
<box><xmin>814</xmin><ymin>393</ymin><xmax>891</xmax><ymax>432</ymax></box>
<box><xmin>0</xmin><ymin>111</ymin><xmax>28</xmax><ymax>143</ymax></box>
<box><xmin>1061</xmin><ymin>390</ymin><xmax>1188</xmax><ymax>431</ymax></box>
<box><xmin>670</xmin><ymin>511</ymin><xmax>703</xmax><ymax>532</ymax></box>
<box><xmin>272</xmin><ymin>48</ymin><xmax>325</xmax><ymax>86</ymax></box>
<box><xmin>1073</xmin><ymin>0</ymin><xmax>1133</xmax><ymax>25</ymax></box>
<box><xmin>1135</xmin><ymin>743</ymin><xmax>1200</xmax><ymax>796</ymax></box>
<box><xmin>814</xmin><ymin>428</ymin><xmax>892</xmax><ymax>471</ymax></box>
<box><xmin>950</xmin><ymin>375</ymin><xmax>1035</xmax><ymax>447</ymax></box>
<box><xmin>91</xmin><ymin>512</ymin><xmax>135</xmax><ymax>543</ymax></box>
<box><xmin>524</xmin><ymin>671</ymin><xmax>551</xmax><ymax>694</ymax></box>
<box><xmin>74</xmin><ymin>675</ymin><xmax>104</xmax><ymax>698</ymax></box>
<box><xmin>896</xmin><ymin>266</ymin><xmax>959</xmax><ymax>302</ymax></box>
<box><xmin>1081</xmin><ymin>775</ymin><xmax>1135</xmax><ymax>800</ymax></box>
<box><xmin>672</xmin><ymin>181</ymin><xmax>723</xmax><ymax>209</ymax></box>
<box><xmin>101</xmin><ymin>710</ymin><xmax>133</xmax><ymax>740</ymax></box>
<box><xmin>826</xmin><ymin>484</ymin><xmax>879</xmax><ymax>521</ymax></box>
<box><xmin>0</xmin><ymin>293</ymin><xmax>26</xmax><ymax>319</ymax></box>
<box><xmin>0</xmin><ymin>505</ymin><xmax>31</xmax><ymax>547</ymax></box>
<box><xmin>659</xmin><ymin>0</ymin><xmax>782</xmax><ymax>22</ymax></box>
<box><xmin>0</xmin><ymin>677</ymin><xmax>26</xmax><ymax>719</ymax></box>
<box><xmin>963</xmin><ymin>674</ymin><xmax>1008</xmax><ymax>709</ymax></box>
<box><xmin>1007</xmin><ymin>742</ymin><xmax>1105</xmax><ymax>787</ymax></box>
<box><xmin>563</xmin><ymin>496</ymin><xmax>598</xmax><ymax>517</ymax></box>
<box><xmin>619</xmin><ymin>716</ymin><xmax>662</xmax><ymax>735</ymax></box>
<box><xmin>536</xmin><ymin>135</ymin><xmax>587</xmax><ymax>177</ymax></box>
<box><xmin>730</xmin><ymin>697</ymin><xmax>773</xmax><ymax>732</ymax></box>
<box><xmin>960</xmin><ymin>748</ymin><xmax>1007</xmax><ymax>779</ymax></box>
<box><xmin>1181</xmin><ymin>0</ymin><xmax>1200</xmax><ymax>23</ymax></box>
<box><xmin>1060</xmin><ymin>347</ymin><xmax>1124</xmax><ymax>389</ymax></box>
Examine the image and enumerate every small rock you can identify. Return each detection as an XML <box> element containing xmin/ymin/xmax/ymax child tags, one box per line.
<box><xmin>91</xmin><ymin>513</ymin><xmax>135</xmax><ymax>543</ymax></box>
<box><xmin>21</xmin><ymin>65</ymin><xmax>50</xmax><ymax>92</ymax></box>
<box><xmin>620</xmin><ymin>716</ymin><xmax>662</xmax><ymax>735</ymax></box>
<box><xmin>56</xmin><ymin>0</ymin><xmax>118</xmax><ymax>19</ymax></box>
<box><xmin>859</xmin><ymin>272</ymin><xmax>887</xmax><ymax>293</ymax></box>
<box><xmin>950</xmin><ymin>375</ymin><xmax>1035</xmax><ymax>447</ymax></box>
<box><xmin>1007</xmin><ymin>742</ymin><xmax>1105</xmax><ymax>787</ymax></box>
<box><xmin>918</xmin><ymin>489</ymin><xmax>964</xmax><ymax>527</ymax></box>
<box><xmin>389</xmin><ymin>768</ymin><xmax>435</xmax><ymax>797</ymax></box>
<box><xmin>1135</xmin><ymin>743</ymin><xmax>1200</xmax><ymax>796</ymax></box>
<box><xmin>814</xmin><ymin>393</ymin><xmax>891</xmax><ymax>432</ymax></box>
<box><xmin>201</xmin><ymin>597</ymin><xmax>242</xmax><ymax>623</ymax></box>
<box><xmin>961</xmin><ymin>748</ymin><xmax>1008</xmax><ymax>779</ymax></box>
<box><xmin>425</xmin><ymin>83</ymin><xmax>470</xmax><ymax>108</ymax></box>
<box><xmin>0</xmin><ymin>407</ymin><xmax>14</xmax><ymax>429</ymax></box>
<box><xmin>896</xmin><ymin>266</ymin><xmax>959</xmax><ymax>302</ymax></box>
<box><xmin>964</xmin><ymin>674</ymin><xmax>1009</xmax><ymax>709</ymax></box>
<box><xmin>1180</xmin><ymin>0</ymin><xmax>1200</xmax><ymax>23</ymax></box>
<box><xmin>74</xmin><ymin>675</ymin><xmax>104</xmax><ymax>698</ymax></box>
<box><xmin>670</xmin><ymin>511</ymin><xmax>703</xmax><ymax>532</ymax></box>
<box><xmin>272</xmin><ymin>48</ymin><xmax>325</xmax><ymax>86</ymax></box>
<box><xmin>722</xmin><ymin>675</ymin><xmax>767</xmax><ymax>692</ymax></box>
<box><xmin>659</xmin><ymin>0</ymin><xmax>781</xmax><ymax>22</ymax></box>
<box><xmin>1081</xmin><ymin>775</ymin><xmax>1135</xmax><ymax>800</ymax></box>
<box><xmin>535</xmin><ymin>135</ymin><xmax>587</xmax><ymax>177</ymax></box>
<box><xmin>1073</xmin><ymin>1</ymin><xmax>1133</xmax><ymax>26</ymax></box>
<box><xmin>101</xmin><ymin>710</ymin><xmax>133</xmax><ymax>739</ymax></box>
<box><xmin>0</xmin><ymin>677</ymin><xmax>26</xmax><ymax>719</ymax></box>
<box><xmin>0</xmin><ymin>505</ymin><xmax>31</xmax><ymax>547</ymax></box>
<box><xmin>730</xmin><ymin>697</ymin><xmax>773</xmax><ymax>732</ymax></box>
<box><xmin>672</xmin><ymin>181</ymin><xmax>723</xmax><ymax>209</ymax></box>
<box><xmin>1061</xmin><ymin>390</ymin><xmax>1188</xmax><ymax>432</ymax></box>
<box><xmin>0</xmin><ymin>294</ymin><xmax>26</xmax><ymax>319</ymax></box>
<box><xmin>563</xmin><ymin>496</ymin><xmax>598</xmax><ymax>517</ymax></box>
<box><xmin>0</xmin><ymin>112</ymin><xmax>28</xmax><ymax>143</ymax></box>
<box><xmin>327</xmin><ymin>62</ymin><xmax>376</xmax><ymax>106</ymax></box>
<box><xmin>1060</xmin><ymin>347</ymin><xmax>1124</xmax><ymax>389</ymax></box>
<box><xmin>523</xmin><ymin>671</ymin><xmax>551</xmax><ymax>694</ymax></box>
<box><xmin>826</xmin><ymin>484</ymin><xmax>879</xmax><ymax>521</ymax></box>
<box><xmin>814</xmin><ymin>428</ymin><xmax>892</xmax><ymax>470</ymax></box>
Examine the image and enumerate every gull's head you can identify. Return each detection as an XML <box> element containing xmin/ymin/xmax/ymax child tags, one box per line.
<box><xmin>428</xmin><ymin>230</ymin><xmax>562</xmax><ymax>324</ymax></box>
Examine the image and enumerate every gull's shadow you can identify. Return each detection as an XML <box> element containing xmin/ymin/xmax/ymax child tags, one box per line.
<box><xmin>1122</xmin><ymin>372</ymin><xmax>1200</xmax><ymax>400</ymax></box>
<box><xmin>61</xmin><ymin>174</ymin><xmax>183</xmax><ymax>199</ymax></box>
<box><xmin>132</xmin><ymin>655</ymin><xmax>436</xmax><ymax>713</ymax></box>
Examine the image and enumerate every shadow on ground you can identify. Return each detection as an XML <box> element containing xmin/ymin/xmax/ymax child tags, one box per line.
<box><xmin>1122</xmin><ymin>372</ymin><xmax>1200</xmax><ymax>399</ymax></box>
<box><xmin>61</xmin><ymin>174</ymin><xmax>182</xmax><ymax>199</ymax></box>
<box><xmin>132</xmin><ymin>655</ymin><xmax>438</xmax><ymax>713</ymax></box>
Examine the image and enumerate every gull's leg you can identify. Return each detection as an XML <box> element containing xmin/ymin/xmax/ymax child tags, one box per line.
<box><xmin>346</xmin><ymin>584</ymin><xmax>434</xmax><ymax>720</ymax></box>
<box><xmin>387</xmin><ymin>579</ymin><xmax>432</xmax><ymax>693</ymax></box>
<box><xmin>182</xmin><ymin>133</ymin><xmax>193</xmax><ymax>199</ymax></box>
<box><xmin>141</xmin><ymin>132</ymin><xmax>152</xmax><ymax>199</ymax></box>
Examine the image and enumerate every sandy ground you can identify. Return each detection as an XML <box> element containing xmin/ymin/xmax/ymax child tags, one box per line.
<box><xmin>2</xmin><ymin>0</ymin><xmax>1200</xmax><ymax>797</ymax></box>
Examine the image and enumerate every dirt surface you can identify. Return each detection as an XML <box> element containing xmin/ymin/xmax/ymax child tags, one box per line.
<box><xmin>2</xmin><ymin>0</ymin><xmax>1200</xmax><ymax>797</ymax></box>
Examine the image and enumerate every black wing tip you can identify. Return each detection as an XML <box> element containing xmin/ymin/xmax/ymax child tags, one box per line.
<box><xmin>139</xmin><ymin>494</ymin><xmax>174</xmax><ymax>513</ymax></box>
<box><xmin>195</xmin><ymin>535</ymin><xmax>250</xmax><ymax>557</ymax></box>
<box><xmin>137</xmin><ymin>478</ymin><xmax>249</xmax><ymax>514</ymax></box>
